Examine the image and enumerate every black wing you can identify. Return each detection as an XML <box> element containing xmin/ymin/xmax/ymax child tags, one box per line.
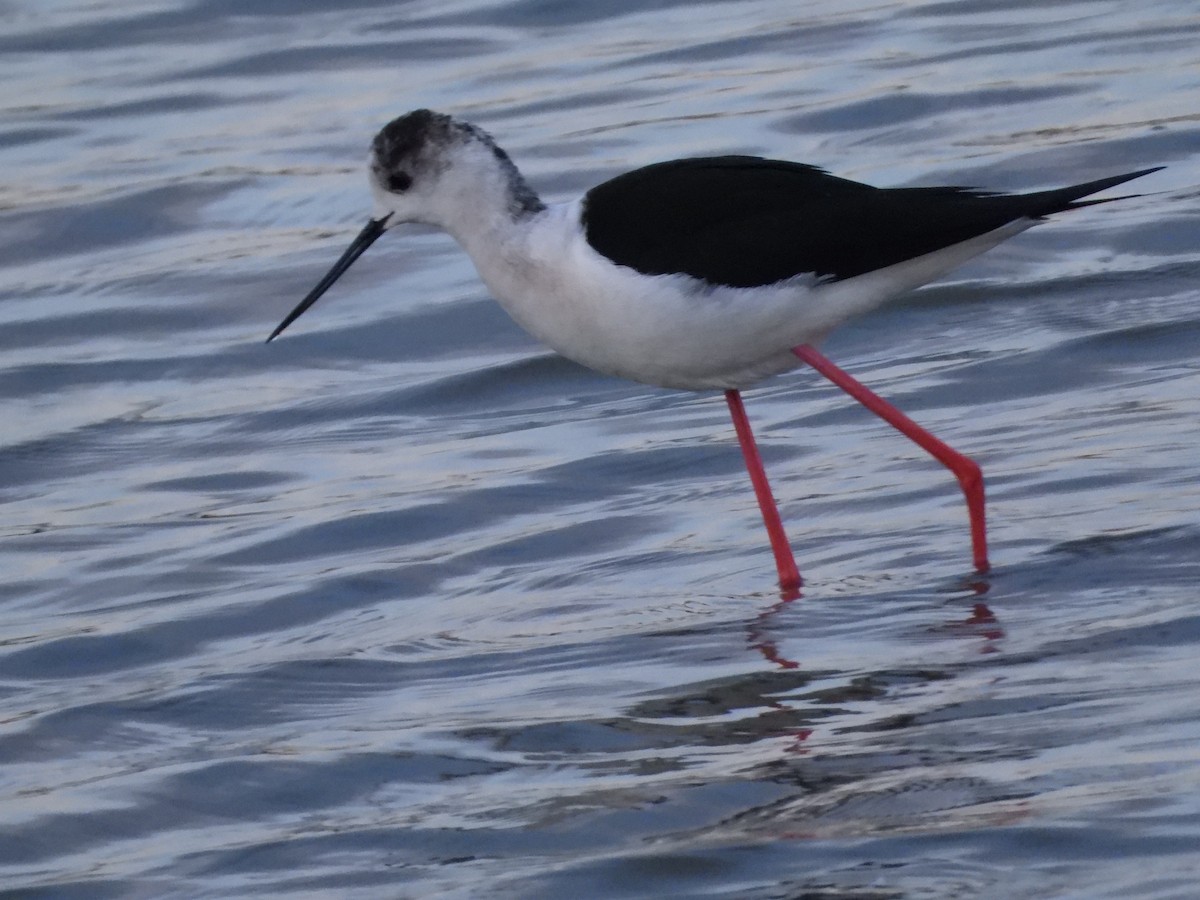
<box><xmin>581</xmin><ymin>156</ymin><xmax>1160</xmax><ymax>288</ymax></box>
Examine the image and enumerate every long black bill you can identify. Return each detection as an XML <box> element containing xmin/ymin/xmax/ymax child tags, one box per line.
<box><xmin>266</xmin><ymin>215</ymin><xmax>390</xmax><ymax>343</ymax></box>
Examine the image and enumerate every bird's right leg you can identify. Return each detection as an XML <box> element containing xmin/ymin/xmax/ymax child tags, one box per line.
<box><xmin>725</xmin><ymin>389</ymin><xmax>802</xmax><ymax>594</ymax></box>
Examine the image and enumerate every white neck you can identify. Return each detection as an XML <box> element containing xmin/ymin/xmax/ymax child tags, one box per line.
<box><xmin>430</xmin><ymin>149</ymin><xmax>550</xmax><ymax>289</ymax></box>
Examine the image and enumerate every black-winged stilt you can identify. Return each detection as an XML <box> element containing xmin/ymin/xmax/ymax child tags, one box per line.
<box><xmin>267</xmin><ymin>108</ymin><xmax>1159</xmax><ymax>592</ymax></box>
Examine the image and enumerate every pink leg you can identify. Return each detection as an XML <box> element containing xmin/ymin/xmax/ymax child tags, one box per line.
<box><xmin>791</xmin><ymin>345</ymin><xmax>990</xmax><ymax>573</ymax></box>
<box><xmin>725</xmin><ymin>389</ymin><xmax>802</xmax><ymax>593</ymax></box>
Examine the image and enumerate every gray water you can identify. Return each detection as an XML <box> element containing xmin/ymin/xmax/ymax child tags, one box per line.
<box><xmin>3</xmin><ymin>1</ymin><xmax>1199</xmax><ymax>897</ymax></box>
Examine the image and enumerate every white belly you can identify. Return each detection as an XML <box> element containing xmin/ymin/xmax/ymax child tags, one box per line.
<box><xmin>461</xmin><ymin>201</ymin><xmax>1034</xmax><ymax>391</ymax></box>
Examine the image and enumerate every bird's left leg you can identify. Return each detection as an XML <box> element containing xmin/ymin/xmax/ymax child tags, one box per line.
<box><xmin>791</xmin><ymin>345</ymin><xmax>989</xmax><ymax>573</ymax></box>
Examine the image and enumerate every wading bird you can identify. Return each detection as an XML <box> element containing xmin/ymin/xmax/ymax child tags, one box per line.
<box><xmin>268</xmin><ymin>109</ymin><xmax>1158</xmax><ymax>591</ymax></box>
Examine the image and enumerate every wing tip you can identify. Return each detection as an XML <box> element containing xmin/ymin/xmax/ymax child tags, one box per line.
<box><xmin>1060</xmin><ymin>165</ymin><xmax>1165</xmax><ymax>210</ymax></box>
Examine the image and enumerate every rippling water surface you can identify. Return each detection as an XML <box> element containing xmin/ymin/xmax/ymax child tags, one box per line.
<box><xmin>3</xmin><ymin>1</ymin><xmax>1199</xmax><ymax>896</ymax></box>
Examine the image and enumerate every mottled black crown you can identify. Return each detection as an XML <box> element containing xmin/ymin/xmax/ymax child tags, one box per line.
<box><xmin>371</xmin><ymin>109</ymin><xmax>544</xmax><ymax>216</ymax></box>
<box><xmin>372</xmin><ymin>109</ymin><xmax>455</xmax><ymax>175</ymax></box>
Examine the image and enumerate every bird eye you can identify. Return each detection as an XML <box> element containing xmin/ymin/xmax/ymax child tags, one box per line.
<box><xmin>386</xmin><ymin>171</ymin><xmax>413</xmax><ymax>193</ymax></box>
